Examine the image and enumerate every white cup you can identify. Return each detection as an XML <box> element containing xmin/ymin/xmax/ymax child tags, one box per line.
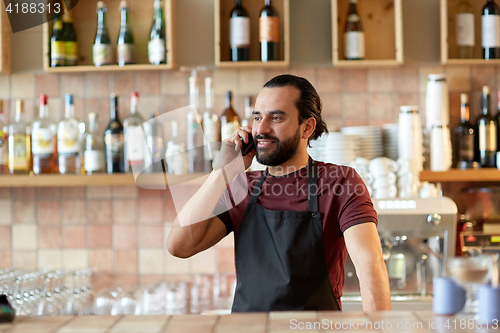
<box><xmin>419</xmin><ymin>182</ymin><xmax>440</xmax><ymax>199</ymax></box>
<box><xmin>372</xmin><ymin>173</ymin><xmax>396</xmax><ymax>189</ymax></box>
<box><xmin>369</xmin><ymin>157</ymin><xmax>399</xmax><ymax>177</ymax></box>
<box><xmin>373</xmin><ymin>185</ymin><xmax>397</xmax><ymax>199</ymax></box>
<box><xmin>399</xmin><ymin>183</ymin><xmax>419</xmax><ymax>198</ymax></box>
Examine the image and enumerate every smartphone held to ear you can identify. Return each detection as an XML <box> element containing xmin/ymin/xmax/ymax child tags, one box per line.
<box><xmin>240</xmin><ymin>134</ymin><xmax>255</xmax><ymax>156</ymax></box>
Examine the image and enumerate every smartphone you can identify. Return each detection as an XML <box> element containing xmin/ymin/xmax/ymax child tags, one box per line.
<box><xmin>240</xmin><ymin>134</ymin><xmax>254</xmax><ymax>156</ymax></box>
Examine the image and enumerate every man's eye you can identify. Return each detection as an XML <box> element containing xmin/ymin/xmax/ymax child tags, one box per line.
<box><xmin>272</xmin><ymin>116</ymin><xmax>280</xmax><ymax>120</ymax></box>
<box><xmin>254</xmin><ymin>116</ymin><xmax>260</xmax><ymax>121</ymax></box>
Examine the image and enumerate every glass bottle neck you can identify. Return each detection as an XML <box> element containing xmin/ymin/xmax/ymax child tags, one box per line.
<box><xmin>110</xmin><ymin>100</ymin><xmax>118</xmax><ymax>120</ymax></box>
<box><xmin>65</xmin><ymin>103</ymin><xmax>74</xmax><ymax>119</ymax></box>
<box><xmin>481</xmin><ymin>94</ymin><xmax>491</xmax><ymax>115</ymax></box>
<box><xmin>120</xmin><ymin>9</ymin><xmax>129</xmax><ymax>27</ymax></box>
<box><xmin>98</xmin><ymin>11</ymin><xmax>107</xmax><ymax>29</ymax></box>
<box><xmin>225</xmin><ymin>96</ymin><xmax>232</xmax><ymax>109</ymax></box>
<box><xmin>265</xmin><ymin>0</ymin><xmax>271</xmax><ymax>6</ymax></box>
<box><xmin>460</xmin><ymin>103</ymin><xmax>470</xmax><ymax>122</ymax></box>
<box><xmin>235</xmin><ymin>0</ymin><xmax>242</xmax><ymax>7</ymax></box>
<box><xmin>39</xmin><ymin>104</ymin><xmax>48</xmax><ymax>119</ymax></box>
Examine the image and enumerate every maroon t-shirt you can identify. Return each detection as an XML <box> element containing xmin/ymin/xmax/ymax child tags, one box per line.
<box><xmin>215</xmin><ymin>161</ymin><xmax>378</xmax><ymax>304</ymax></box>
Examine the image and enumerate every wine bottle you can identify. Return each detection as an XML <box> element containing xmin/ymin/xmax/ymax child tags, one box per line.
<box><xmin>260</xmin><ymin>0</ymin><xmax>280</xmax><ymax>62</ymax></box>
<box><xmin>0</xmin><ymin>101</ymin><xmax>7</xmax><ymax>174</ymax></box>
<box><xmin>104</xmin><ymin>94</ymin><xmax>124</xmax><ymax>173</ymax></box>
<box><xmin>58</xmin><ymin>94</ymin><xmax>81</xmax><ymax>174</ymax></box>
<box><xmin>202</xmin><ymin>77</ymin><xmax>219</xmax><ymax>172</ymax></box>
<box><xmin>93</xmin><ymin>1</ymin><xmax>113</xmax><ymax>67</ymax></box>
<box><xmin>50</xmin><ymin>16</ymin><xmax>65</xmax><ymax>67</ymax></box>
<box><xmin>230</xmin><ymin>0</ymin><xmax>250</xmax><ymax>61</ymax></box>
<box><xmin>117</xmin><ymin>0</ymin><xmax>135</xmax><ymax>66</ymax></box>
<box><xmin>149</xmin><ymin>0</ymin><xmax>167</xmax><ymax>65</ymax></box>
<box><xmin>496</xmin><ymin>89</ymin><xmax>500</xmax><ymax>154</ymax></box>
<box><xmin>32</xmin><ymin>94</ymin><xmax>57</xmax><ymax>174</ymax></box>
<box><xmin>144</xmin><ymin>113</ymin><xmax>165</xmax><ymax>173</ymax></box>
<box><xmin>344</xmin><ymin>0</ymin><xmax>365</xmax><ymax>60</ymax></box>
<box><xmin>241</xmin><ymin>96</ymin><xmax>253</xmax><ymax>127</ymax></box>
<box><xmin>477</xmin><ymin>86</ymin><xmax>497</xmax><ymax>167</ymax></box>
<box><xmin>482</xmin><ymin>0</ymin><xmax>500</xmax><ymax>60</ymax></box>
<box><xmin>187</xmin><ymin>73</ymin><xmax>204</xmax><ymax>173</ymax></box>
<box><xmin>62</xmin><ymin>9</ymin><xmax>78</xmax><ymax>66</ymax></box>
<box><xmin>8</xmin><ymin>100</ymin><xmax>31</xmax><ymax>174</ymax></box>
<box><xmin>123</xmin><ymin>92</ymin><xmax>145</xmax><ymax>173</ymax></box>
<box><xmin>456</xmin><ymin>0</ymin><xmax>474</xmax><ymax>59</ymax></box>
<box><xmin>454</xmin><ymin>94</ymin><xmax>475</xmax><ymax>169</ymax></box>
<box><xmin>220</xmin><ymin>91</ymin><xmax>240</xmax><ymax>141</ymax></box>
<box><xmin>84</xmin><ymin>113</ymin><xmax>105</xmax><ymax>174</ymax></box>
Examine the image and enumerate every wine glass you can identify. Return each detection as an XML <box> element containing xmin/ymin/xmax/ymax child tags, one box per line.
<box><xmin>448</xmin><ymin>256</ymin><xmax>492</xmax><ymax>314</ymax></box>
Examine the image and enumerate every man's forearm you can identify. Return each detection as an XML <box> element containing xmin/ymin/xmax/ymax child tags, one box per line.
<box><xmin>358</xmin><ymin>258</ymin><xmax>391</xmax><ymax>312</ymax></box>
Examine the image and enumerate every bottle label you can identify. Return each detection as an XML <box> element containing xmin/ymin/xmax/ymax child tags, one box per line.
<box><xmin>105</xmin><ymin>133</ymin><xmax>124</xmax><ymax>159</ymax></box>
<box><xmin>479</xmin><ymin>122</ymin><xmax>497</xmax><ymax>152</ymax></box>
<box><xmin>9</xmin><ymin>134</ymin><xmax>28</xmax><ymax>169</ymax></box>
<box><xmin>125</xmin><ymin>126</ymin><xmax>144</xmax><ymax>164</ymax></box>
<box><xmin>148</xmin><ymin>39</ymin><xmax>166</xmax><ymax>64</ymax></box>
<box><xmin>93</xmin><ymin>44</ymin><xmax>112</xmax><ymax>66</ymax></box>
<box><xmin>456</xmin><ymin>13</ymin><xmax>475</xmax><ymax>46</ymax></box>
<box><xmin>58</xmin><ymin>120</ymin><xmax>80</xmax><ymax>154</ymax></box>
<box><xmin>458</xmin><ymin>134</ymin><xmax>474</xmax><ymax>161</ymax></box>
<box><xmin>65</xmin><ymin>41</ymin><xmax>78</xmax><ymax>62</ymax></box>
<box><xmin>84</xmin><ymin>150</ymin><xmax>104</xmax><ymax>172</ymax></box>
<box><xmin>203</xmin><ymin>118</ymin><xmax>217</xmax><ymax>161</ymax></box>
<box><xmin>344</xmin><ymin>31</ymin><xmax>365</xmax><ymax>59</ymax></box>
<box><xmin>51</xmin><ymin>40</ymin><xmax>65</xmax><ymax>62</ymax></box>
<box><xmin>221</xmin><ymin>122</ymin><xmax>238</xmax><ymax>141</ymax></box>
<box><xmin>482</xmin><ymin>15</ymin><xmax>500</xmax><ymax>48</ymax></box>
<box><xmin>260</xmin><ymin>16</ymin><xmax>280</xmax><ymax>42</ymax></box>
<box><xmin>0</xmin><ymin>131</ymin><xmax>7</xmax><ymax>165</ymax></box>
<box><xmin>230</xmin><ymin>17</ymin><xmax>250</xmax><ymax>47</ymax></box>
<box><xmin>32</xmin><ymin>128</ymin><xmax>55</xmax><ymax>155</ymax></box>
<box><xmin>118</xmin><ymin>43</ymin><xmax>135</xmax><ymax>64</ymax></box>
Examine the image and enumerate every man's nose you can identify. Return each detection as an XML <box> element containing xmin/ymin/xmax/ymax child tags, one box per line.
<box><xmin>254</xmin><ymin>118</ymin><xmax>272</xmax><ymax>137</ymax></box>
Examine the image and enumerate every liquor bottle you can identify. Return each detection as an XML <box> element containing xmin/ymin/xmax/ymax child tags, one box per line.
<box><xmin>220</xmin><ymin>91</ymin><xmax>240</xmax><ymax>141</ymax></box>
<box><xmin>50</xmin><ymin>16</ymin><xmax>65</xmax><ymax>67</ymax></box>
<box><xmin>456</xmin><ymin>0</ymin><xmax>474</xmax><ymax>59</ymax></box>
<box><xmin>144</xmin><ymin>113</ymin><xmax>165</xmax><ymax>173</ymax></box>
<box><xmin>230</xmin><ymin>0</ymin><xmax>250</xmax><ymax>61</ymax></box>
<box><xmin>202</xmin><ymin>77</ymin><xmax>219</xmax><ymax>172</ymax></box>
<box><xmin>104</xmin><ymin>94</ymin><xmax>124</xmax><ymax>173</ymax></box>
<box><xmin>187</xmin><ymin>73</ymin><xmax>204</xmax><ymax>173</ymax></box>
<box><xmin>123</xmin><ymin>92</ymin><xmax>145</xmax><ymax>173</ymax></box>
<box><xmin>149</xmin><ymin>0</ymin><xmax>167</xmax><ymax>65</ymax></box>
<box><xmin>84</xmin><ymin>113</ymin><xmax>105</xmax><ymax>174</ymax></box>
<box><xmin>117</xmin><ymin>0</ymin><xmax>135</xmax><ymax>66</ymax></box>
<box><xmin>482</xmin><ymin>0</ymin><xmax>500</xmax><ymax>60</ymax></box>
<box><xmin>62</xmin><ymin>9</ymin><xmax>78</xmax><ymax>66</ymax></box>
<box><xmin>496</xmin><ymin>90</ymin><xmax>500</xmax><ymax>152</ymax></box>
<box><xmin>454</xmin><ymin>93</ymin><xmax>475</xmax><ymax>169</ymax></box>
<box><xmin>0</xmin><ymin>101</ymin><xmax>8</xmax><ymax>174</ymax></box>
<box><xmin>165</xmin><ymin>120</ymin><xmax>188</xmax><ymax>175</ymax></box>
<box><xmin>477</xmin><ymin>86</ymin><xmax>497</xmax><ymax>167</ymax></box>
<box><xmin>260</xmin><ymin>0</ymin><xmax>279</xmax><ymax>62</ymax></box>
<box><xmin>32</xmin><ymin>94</ymin><xmax>57</xmax><ymax>174</ymax></box>
<box><xmin>241</xmin><ymin>96</ymin><xmax>253</xmax><ymax>127</ymax></box>
<box><xmin>8</xmin><ymin>100</ymin><xmax>31</xmax><ymax>174</ymax></box>
<box><xmin>344</xmin><ymin>0</ymin><xmax>365</xmax><ymax>60</ymax></box>
<box><xmin>58</xmin><ymin>94</ymin><xmax>81</xmax><ymax>174</ymax></box>
<box><xmin>93</xmin><ymin>1</ymin><xmax>113</xmax><ymax>67</ymax></box>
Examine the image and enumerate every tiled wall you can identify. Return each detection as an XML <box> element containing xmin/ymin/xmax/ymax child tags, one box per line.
<box><xmin>1</xmin><ymin>64</ymin><xmax>499</xmax><ymax>290</ymax></box>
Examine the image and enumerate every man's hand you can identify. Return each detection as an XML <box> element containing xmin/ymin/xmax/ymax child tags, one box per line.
<box><xmin>214</xmin><ymin>126</ymin><xmax>256</xmax><ymax>177</ymax></box>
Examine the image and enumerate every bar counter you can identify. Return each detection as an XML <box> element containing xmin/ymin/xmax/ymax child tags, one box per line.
<box><xmin>0</xmin><ymin>311</ymin><xmax>498</xmax><ymax>333</ymax></box>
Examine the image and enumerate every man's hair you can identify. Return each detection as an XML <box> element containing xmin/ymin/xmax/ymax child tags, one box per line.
<box><xmin>263</xmin><ymin>74</ymin><xmax>328</xmax><ymax>146</ymax></box>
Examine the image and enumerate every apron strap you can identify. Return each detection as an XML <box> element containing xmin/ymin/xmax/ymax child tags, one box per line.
<box><xmin>248</xmin><ymin>168</ymin><xmax>268</xmax><ymax>205</ymax></box>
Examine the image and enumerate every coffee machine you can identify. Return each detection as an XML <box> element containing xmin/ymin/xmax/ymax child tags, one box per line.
<box><xmin>342</xmin><ymin>197</ymin><xmax>457</xmax><ymax>299</ymax></box>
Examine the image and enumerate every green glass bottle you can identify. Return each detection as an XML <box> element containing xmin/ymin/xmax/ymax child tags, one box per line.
<box><xmin>93</xmin><ymin>1</ymin><xmax>112</xmax><ymax>67</ymax></box>
<box><xmin>117</xmin><ymin>0</ymin><xmax>135</xmax><ymax>66</ymax></box>
<box><xmin>50</xmin><ymin>16</ymin><xmax>65</xmax><ymax>67</ymax></box>
<box><xmin>148</xmin><ymin>0</ymin><xmax>166</xmax><ymax>65</ymax></box>
<box><xmin>62</xmin><ymin>9</ymin><xmax>78</xmax><ymax>66</ymax></box>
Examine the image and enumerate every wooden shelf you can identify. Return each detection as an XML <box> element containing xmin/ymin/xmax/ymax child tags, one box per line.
<box><xmin>0</xmin><ymin>172</ymin><xmax>208</xmax><ymax>187</ymax></box>
<box><xmin>332</xmin><ymin>0</ymin><xmax>403</xmax><ymax>67</ymax></box>
<box><xmin>215</xmin><ymin>0</ymin><xmax>290</xmax><ymax>68</ymax></box>
<box><xmin>43</xmin><ymin>0</ymin><xmax>175</xmax><ymax>72</ymax></box>
<box><xmin>444</xmin><ymin>59</ymin><xmax>500</xmax><ymax>66</ymax></box>
<box><xmin>420</xmin><ymin>168</ymin><xmax>500</xmax><ymax>182</ymax></box>
<box><xmin>0</xmin><ymin>1</ymin><xmax>11</xmax><ymax>73</ymax></box>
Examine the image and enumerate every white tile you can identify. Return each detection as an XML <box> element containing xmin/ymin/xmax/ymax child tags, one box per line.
<box><xmin>12</xmin><ymin>224</ymin><xmax>37</xmax><ymax>250</ymax></box>
<box><xmin>0</xmin><ymin>74</ymin><xmax>10</xmax><ymax>99</ymax></box>
<box><xmin>38</xmin><ymin>250</ymin><xmax>63</xmax><ymax>270</ymax></box>
<box><xmin>213</xmin><ymin>70</ymin><xmax>239</xmax><ymax>95</ymax></box>
<box><xmin>0</xmin><ymin>200</ymin><xmax>12</xmax><ymax>225</ymax></box>
<box><xmin>190</xmin><ymin>248</ymin><xmax>216</xmax><ymax>274</ymax></box>
<box><xmin>63</xmin><ymin>249</ymin><xmax>89</xmax><ymax>270</ymax></box>
<box><xmin>112</xmin><ymin>185</ymin><xmax>138</xmax><ymax>199</ymax></box>
<box><xmin>165</xmin><ymin>249</ymin><xmax>190</xmax><ymax>274</ymax></box>
<box><xmin>139</xmin><ymin>249</ymin><xmax>164</xmax><ymax>275</ymax></box>
<box><xmin>13</xmin><ymin>251</ymin><xmax>37</xmax><ymax>271</ymax></box>
<box><xmin>11</xmin><ymin>73</ymin><xmax>36</xmax><ymax>99</ymax></box>
<box><xmin>239</xmin><ymin>70</ymin><xmax>265</xmax><ymax>95</ymax></box>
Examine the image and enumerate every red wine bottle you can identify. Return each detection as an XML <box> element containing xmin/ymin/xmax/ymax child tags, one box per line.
<box><xmin>260</xmin><ymin>0</ymin><xmax>280</xmax><ymax>62</ymax></box>
<box><xmin>230</xmin><ymin>0</ymin><xmax>250</xmax><ymax>61</ymax></box>
<box><xmin>482</xmin><ymin>0</ymin><xmax>500</xmax><ymax>59</ymax></box>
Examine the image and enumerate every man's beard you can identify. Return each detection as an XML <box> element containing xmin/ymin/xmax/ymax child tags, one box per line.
<box><xmin>255</xmin><ymin>128</ymin><xmax>301</xmax><ymax>166</ymax></box>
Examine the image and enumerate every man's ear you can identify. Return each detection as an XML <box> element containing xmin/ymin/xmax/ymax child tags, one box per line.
<box><xmin>302</xmin><ymin>117</ymin><xmax>316</xmax><ymax>140</ymax></box>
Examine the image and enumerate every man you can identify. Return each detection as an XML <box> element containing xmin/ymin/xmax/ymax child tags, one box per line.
<box><xmin>167</xmin><ymin>74</ymin><xmax>391</xmax><ymax>312</ymax></box>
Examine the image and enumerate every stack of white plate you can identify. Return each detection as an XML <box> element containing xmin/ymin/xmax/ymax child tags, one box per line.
<box><xmin>341</xmin><ymin>126</ymin><xmax>383</xmax><ymax>160</ymax></box>
<box><xmin>382</xmin><ymin>123</ymin><xmax>399</xmax><ymax>161</ymax></box>
<box><xmin>308</xmin><ymin>132</ymin><xmax>361</xmax><ymax>165</ymax></box>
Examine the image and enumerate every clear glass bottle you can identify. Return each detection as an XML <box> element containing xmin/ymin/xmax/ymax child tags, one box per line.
<box><xmin>117</xmin><ymin>0</ymin><xmax>135</xmax><ymax>66</ymax></box>
<box><xmin>124</xmin><ymin>92</ymin><xmax>145</xmax><ymax>173</ymax></box>
<box><xmin>241</xmin><ymin>96</ymin><xmax>253</xmax><ymax>127</ymax></box>
<box><xmin>104</xmin><ymin>94</ymin><xmax>124</xmax><ymax>173</ymax></box>
<box><xmin>93</xmin><ymin>1</ymin><xmax>113</xmax><ymax>67</ymax></box>
<box><xmin>187</xmin><ymin>72</ymin><xmax>204</xmax><ymax>173</ymax></box>
<box><xmin>62</xmin><ymin>8</ymin><xmax>78</xmax><ymax>66</ymax></box>
<box><xmin>165</xmin><ymin>120</ymin><xmax>188</xmax><ymax>175</ymax></box>
<box><xmin>456</xmin><ymin>0</ymin><xmax>474</xmax><ymax>59</ymax></box>
<box><xmin>344</xmin><ymin>0</ymin><xmax>365</xmax><ymax>60</ymax></box>
<box><xmin>260</xmin><ymin>0</ymin><xmax>280</xmax><ymax>62</ymax></box>
<box><xmin>32</xmin><ymin>94</ymin><xmax>57</xmax><ymax>174</ymax></box>
<box><xmin>84</xmin><ymin>113</ymin><xmax>104</xmax><ymax>174</ymax></box>
<box><xmin>202</xmin><ymin>77</ymin><xmax>219</xmax><ymax>172</ymax></box>
<box><xmin>58</xmin><ymin>94</ymin><xmax>81</xmax><ymax>174</ymax></box>
<box><xmin>8</xmin><ymin>100</ymin><xmax>31</xmax><ymax>174</ymax></box>
<box><xmin>144</xmin><ymin>113</ymin><xmax>164</xmax><ymax>173</ymax></box>
<box><xmin>220</xmin><ymin>91</ymin><xmax>240</xmax><ymax>141</ymax></box>
<box><xmin>0</xmin><ymin>101</ymin><xmax>8</xmax><ymax>174</ymax></box>
<box><xmin>149</xmin><ymin>0</ymin><xmax>167</xmax><ymax>65</ymax></box>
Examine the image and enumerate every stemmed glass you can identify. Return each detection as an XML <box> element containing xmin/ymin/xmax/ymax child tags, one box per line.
<box><xmin>448</xmin><ymin>256</ymin><xmax>492</xmax><ymax>314</ymax></box>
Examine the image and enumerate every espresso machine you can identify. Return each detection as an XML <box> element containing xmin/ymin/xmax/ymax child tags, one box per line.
<box><xmin>342</xmin><ymin>197</ymin><xmax>457</xmax><ymax>310</ymax></box>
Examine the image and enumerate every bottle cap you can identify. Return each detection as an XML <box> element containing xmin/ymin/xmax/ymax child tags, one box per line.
<box><xmin>88</xmin><ymin>112</ymin><xmax>97</xmax><ymax>122</ymax></box>
<box><xmin>131</xmin><ymin>92</ymin><xmax>139</xmax><ymax>99</ymax></box>
<box><xmin>39</xmin><ymin>94</ymin><xmax>47</xmax><ymax>106</ymax></box>
<box><xmin>119</xmin><ymin>0</ymin><xmax>128</xmax><ymax>10</ymax></box>
<box><xmin>460</xmin><ymin>93</ymin><xmax>468</xmax><ymax>104</ymax></box>
<box><xmin>483</xmin><ymin>86</ymin><xmax>490</xmax><ymax>95</ymax></box>
<box><xmin>96</xmin><ymin>1</ymin><xmax>106</xmax><ymax>11</ymax></box>
<box><xmin>427</xmin><ymin>73</ymin><xmax>446</xmax><ymax>81</ymax></box>
<box><xmin>399</xmin><ymin>105</ymin><xmax>419</xmax><ymax>113</ymax></box>
<box><xmin>65</xmin><ymin>93</ymin><xmax>73</xmax><ymax>105</ymax></box>
<box><xmin>110</xmin><ymin>93</ymin><xmax>117</xmax><ymax>99</ymax></box>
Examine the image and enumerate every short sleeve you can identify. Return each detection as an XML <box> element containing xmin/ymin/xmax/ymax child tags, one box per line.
<box><xmin>213</xmin><ymin>188</ymin><xmax>234</xmax><ymax>236</ymax></box>
<box><xmin>337</xmin><ymin>168</ymin><xmax>378</xmax><ymax>233</ymax></box>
